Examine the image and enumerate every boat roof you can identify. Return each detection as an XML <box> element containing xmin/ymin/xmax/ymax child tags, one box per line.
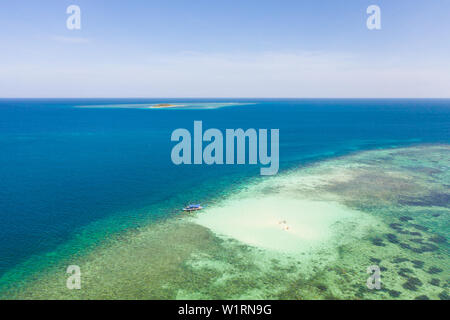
<box><xmin>186</xmin><ymin>204</ymin><xmax>201</xmax><ymax>208</ymax></box>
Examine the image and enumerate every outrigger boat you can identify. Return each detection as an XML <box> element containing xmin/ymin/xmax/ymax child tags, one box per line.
<box><xmin>183</xmin><ymin>204</ymin><xmax>203</xmax><ymax>212</ymax></box>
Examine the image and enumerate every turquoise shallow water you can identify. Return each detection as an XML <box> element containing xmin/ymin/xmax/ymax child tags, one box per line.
<box><xmin>0</xmin><ymin>99</ymin><xmax>449</xmax><ymax>298</ymax></box>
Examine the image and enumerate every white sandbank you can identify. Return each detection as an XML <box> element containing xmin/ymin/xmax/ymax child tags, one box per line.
<box><xmin>194</xmin><ymin>191</ymin><xmax>374</xmax><ymax>255</ymax></box>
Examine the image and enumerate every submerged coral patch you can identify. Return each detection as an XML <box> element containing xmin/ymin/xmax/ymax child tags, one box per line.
<box><xmin>1</xmin><ymin>145</ymin><xmax>449</xmax><ymax>300</ymax></box>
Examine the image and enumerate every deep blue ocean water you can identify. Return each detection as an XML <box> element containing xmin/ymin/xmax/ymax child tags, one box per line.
<box><xmin>0</xmin><ymin>99</ymin><xmax>449</xmax><ymax>279</ymax></box>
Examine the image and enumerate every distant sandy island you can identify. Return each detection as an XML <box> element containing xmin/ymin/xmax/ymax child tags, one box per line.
<box><xmin>76</xmin><ymin>102</ymin><xmax>252</xmax><ymax>110</ymax></box>
<box><xmin>149</xmin><ymin>103</ymin><xmax>186</xmax><ymax>109</ymax></box>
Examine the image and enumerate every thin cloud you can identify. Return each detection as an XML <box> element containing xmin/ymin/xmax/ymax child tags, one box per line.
<box><xmin>1</xmin><ymin>50</ymin><xmax>449</xmax><ymax>98</ymax></box>
<box><xmin>51</xmin><ymin>36</ymin><xmax>91</xmax><ymax>44</ymax></box>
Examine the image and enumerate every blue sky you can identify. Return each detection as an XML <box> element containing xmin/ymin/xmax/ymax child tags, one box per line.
<box><xmin>0</xmin><ymin>0</ymin><xmax>449</xmax><ymax>97</ymax></box>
